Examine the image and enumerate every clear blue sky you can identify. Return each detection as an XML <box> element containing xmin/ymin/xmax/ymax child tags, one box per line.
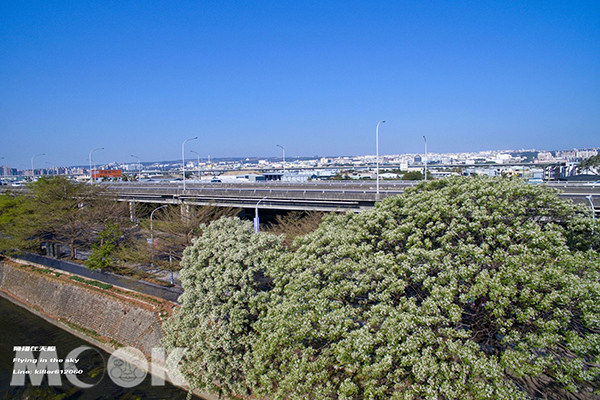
<box><xmin>1</xmin><ymin>0</ymin><xmax>598</xmax><ymax>168</ymax></box>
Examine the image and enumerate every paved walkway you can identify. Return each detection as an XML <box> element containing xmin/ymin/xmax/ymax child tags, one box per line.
<box><xmin>17</xmin><ymin>253</ymin><xmax>183</xmax><ymax>303</ymax></box>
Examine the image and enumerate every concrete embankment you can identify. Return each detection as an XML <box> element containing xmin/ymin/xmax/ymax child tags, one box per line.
<box><xmin>0</xmin><ymin>256</ymin><xmax>217</xmax><ymax>400</ymax></box>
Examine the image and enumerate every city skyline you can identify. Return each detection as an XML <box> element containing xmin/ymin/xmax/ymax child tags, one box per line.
<box><xmin>3</xmin><ymin>145</ymin><xmax>598</xmax><ymax>175</ymax></box>
<box><xmin>1</xmin><ymin>1</ymin><xmax>599</xmax><ymax>168</ymax></box>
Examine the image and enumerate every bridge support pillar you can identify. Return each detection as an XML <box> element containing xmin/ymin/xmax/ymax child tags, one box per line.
<box><xmin>129</xmin><ymin>200</ymin><xmax>136</xmax><ymax>223</ymax></box>
<box><xmin>180</xmin><ymin>203</ymin><xmax>191</xmax><ymax>223</ymax></box>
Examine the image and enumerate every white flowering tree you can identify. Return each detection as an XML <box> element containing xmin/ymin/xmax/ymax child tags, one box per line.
<box><xmin>165</xmin><ymin>177</ymin><xmax>599</xmax><ymax>399</ymax></box>
<box><xmin>249</xmin><ymin>177</ymin><xmax>599</xmax><ymax>399</ymax></box>
<box><xmin>162</xmin><ymin>217</ymin><xmax>285</xmax><ymax>398</ymax></box>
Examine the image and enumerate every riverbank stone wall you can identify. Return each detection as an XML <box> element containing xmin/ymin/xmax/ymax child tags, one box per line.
<box><xmin>0</xmin><ymin>258</ymin><xmax>166</xmax><ymax>358</ymax></box>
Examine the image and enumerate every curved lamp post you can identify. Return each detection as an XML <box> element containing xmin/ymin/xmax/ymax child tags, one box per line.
<box><xmin>89</xmin><ymin>147</ymin><xmax>104</xmax><ymax>183</ymax></box>
<box><xmin>31</xmin><ymin>153</ymin><xmax>45</xmax><ymax>179</ymax></box>
<box><xmin>376</xmin><ymin>120</ymin><xmax>385</xmax><ymax>198</ymax></box>
<box><xmin>150</xmin><ymin>204</ymin><xmax>169</xmax><ymax>246</ymax></box>
<box><xmin>182</xmin><ymin>137</ymin><xmax>198</xmax><ymax>190</ymax></box>
<box><xmin>254</xmin><ymin>196</ymin><xmax>268</xmax><ymax>233</ymax></box>
<box><xmin>150</xmin><ymin>204</ymin><xmax>169</xmax><ymax>267</ymax></box>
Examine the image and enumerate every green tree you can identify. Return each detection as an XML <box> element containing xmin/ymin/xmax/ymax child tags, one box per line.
<box><xmin>85</xmin><ymin>221</ymin><xmax>122</xmax><ymax>270</ymax></box>
<box><xmin>330</xmin><ymin>172</ymin><xmax>352</xmax><ymax>180</ymax></box>
<box><xmin>0</xmin><ymin>192</ymin><xmax>27</xmax><ymax>254</ymax></box>
<box><xmin>0</xmin><ymin>176</ymin><xmax>131</xmax><ymax>258</ymax></box>
<box><xmin>402</xmin><ymin>170</ymin><xmax>423</xmax><ymax>180</ymax></box>
<box><xmin>3</xmin><ymin>176</ymin><xmax>98</xmax><ymax>256</ymax></box>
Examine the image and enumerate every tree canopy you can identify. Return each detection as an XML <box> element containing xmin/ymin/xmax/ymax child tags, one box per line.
<box><xmin>164</xmin><ymin>177</ymin><xmax>600</xmax><ymax>399</ymax></box>
<box><xmin>163</xmin><ymin>217</ymin><xmax>285</xmax><ymax>397</ymax></box>
<box><xmin>402</xmin><ymin>171</ymin><xmax>427</xmax><ymax>181</ymax></box>
<box><xmin>0</xmin><ymin>176</ymin><xmax>130</xmax><ymax>257</ymax></box>
<box><xmin>0</xmin><ymin>177</ymin><xmax>242</xmax><ymax>282</ymax></box>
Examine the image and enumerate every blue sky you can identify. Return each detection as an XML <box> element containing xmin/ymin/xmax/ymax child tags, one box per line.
<box><xmin>1</xmin><ymin>0</ymin><xmax>598</xmax><ymax>168</ymax></box>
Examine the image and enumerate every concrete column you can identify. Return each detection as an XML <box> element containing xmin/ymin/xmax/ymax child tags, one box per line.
<box><xmin>129</xmin><ymin>201</ymin><xmax>136</xmax><ymax>222</ymax></box>
<box><xmin>180</xmin><ymin>203</ymin><xmax>191</xmax><ymax>223</ymax></box>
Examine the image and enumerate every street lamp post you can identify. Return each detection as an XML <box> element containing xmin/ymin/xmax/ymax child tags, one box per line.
<box><xmin>182</xmin><ymin>137</ymin><xmax>198</xmax><ymax>190</ymax></box>
<box><xmin>150</xmin><ymin>204</ymin><xmax>169</xmax><ymax>245</ymax></box>
<box><xmin>89</xmin><ymin>147</ymin><xmax>104</xmax><ymax>183</ymax></box>
<box><xmin>376</xmin><ymin>120</ymin><xmax>386</xmax><ymax>199</ymax></box>
<box><xmin>150</xmin><ymin>204</ymin><xmax>169</xmax><ymax>266</ymax></box>
<box><xmin>277</xmin><ymin>144</ymin><xmax>286</xmax><ymax>176</ymax></box>
<box><xmin>131</xmin><ymin>155</ymin><xmax>141</xmax><ymax>182</ymax></box>
<box><xmin>254</xmin><ymin>196</ymin><xmax>267</xmax><ymax>233</ymax></box>
<box><xmin>423</xmin><ymin>136</ymin><xmax>427</xmax><ymax>181</ymax></box>
<box><xmin>31</xmin><ymin>153</ymin><xmax>45</xmax><ymax>179</ymax></box>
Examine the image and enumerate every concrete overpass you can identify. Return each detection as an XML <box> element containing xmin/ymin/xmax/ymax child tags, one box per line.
<box><xmin>106</xmin><ymin>181</ymin><xmax>410</xmax><ymax>212</ymax></box>
<box><xmin>104</xmin><ymin>180</ymin><xmax>600</xmax><ymax>213</ymax></box>
<box><xmin>3</xmin><ymin>179</ymin><xmax>598</xmax><ymax>213</ymax></box>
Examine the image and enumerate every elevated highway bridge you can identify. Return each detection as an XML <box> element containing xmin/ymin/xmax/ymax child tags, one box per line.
<box><xmin>3</xmin><ymin>180</ymin><xmax>598</xmax><ymax>213</ymax></box>
<box><xmin>103</xmin><ymin>180</ymin><xmax>600</xmax><ymax>214</ymax></box>
<box><xmin>107</xmin><ymin>181</ymin><xmax>408</xmax><ymax>212</ymax></box>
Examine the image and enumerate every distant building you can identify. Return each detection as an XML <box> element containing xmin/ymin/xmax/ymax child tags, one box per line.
<box><xmin>578</xmin><ymin>149</ymin><xmax>598</xmax><ymax>159</ymax></box>
<box><xmin>543</xmin><ymin>162</ymin><xmax>578</xmax><ymax>181</ymax></box>
<box><xmin>237</xmin><ymin>174</ymin><xmax>266</xmax><ymax>182</ymax></box>
<box><xmin>1</xmin><ymin>166</ymin><xmax>17</xmax><ymax>176</ymax></box>
<box><xmin>263</xmin><ymin>172</ymin><xmax>283</xmax><ymax>181</ymax></box>
<box><xmin>92</xmin><ymin>169</ymin><xmax>122</xmax><ymax>179</ymax></box>
<box><xmin>537</xmin><ymin>152</ymin><xmax>553</xmax><ymax>162</ymax></box>
<box><xmin>283</xmin><ymin>172</ymin><xmax>312</xmax><ymax>182</ymax></box>
<box><xmin>495</xmin><ymin>154</ymin><xmax>512</xmax><ymax>163</ymax></box>
<box><xmin>556</xmin><ymin>150</ymin><xmax>577</xmax><ymax>161</ymax></box>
